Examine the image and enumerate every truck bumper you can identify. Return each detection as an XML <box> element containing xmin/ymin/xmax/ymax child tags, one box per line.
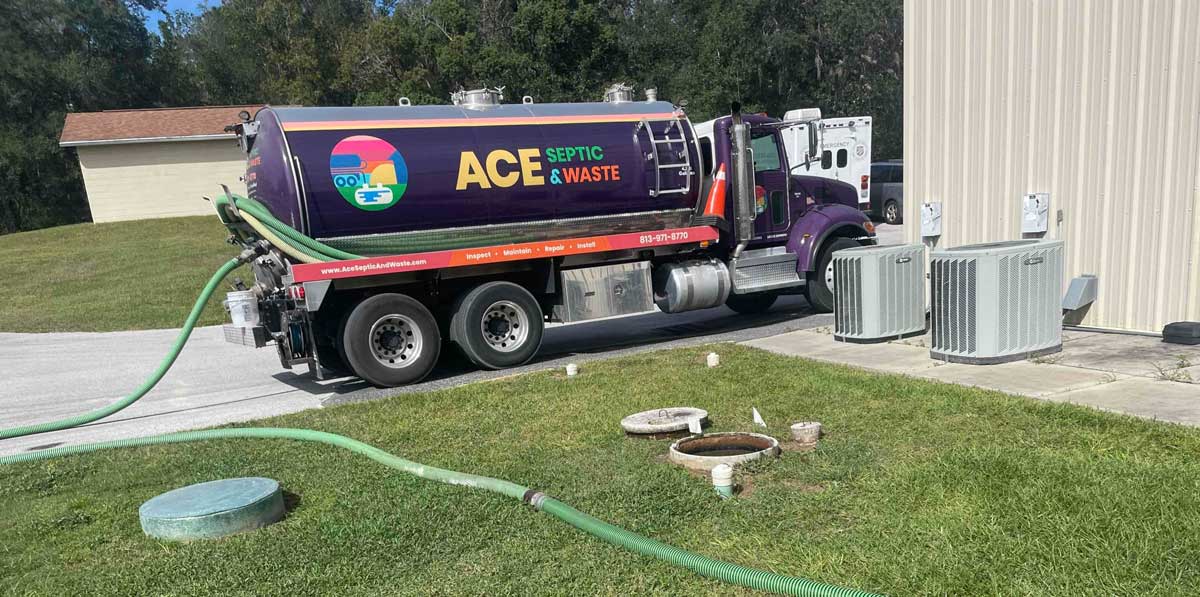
<box><xmin>223</xmin><ymin>324</ymin><xmax>271</xmax><ymax>348</ymax></box>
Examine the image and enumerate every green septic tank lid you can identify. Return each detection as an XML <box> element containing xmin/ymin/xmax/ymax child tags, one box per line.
<box><xmin>139</xmin><ymin>477</ymin><xmax>285</xmax><ymax>541</ymax></box>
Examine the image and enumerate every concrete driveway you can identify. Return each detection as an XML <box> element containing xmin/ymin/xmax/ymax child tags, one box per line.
<box><xmin>0</xmin><ymin>296</ymin><xmax>832</xmax><ymax>456</ymax></box>
<box><xmin>1</xmin><ymin>224</ymin><xmax>899</xmax><ymax>456</ymax></box>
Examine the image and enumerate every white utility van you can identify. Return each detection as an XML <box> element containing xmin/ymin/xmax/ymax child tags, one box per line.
<box><xmin>780</xmin><ymin>112</ymin><xmax>872</xmax><ymax>211</ymax></box>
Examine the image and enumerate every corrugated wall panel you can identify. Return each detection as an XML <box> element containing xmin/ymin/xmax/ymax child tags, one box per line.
<box><xmin>905</xmin><ymin>0</ymin><xmax>1200</xmax><ymax>333</ymax></box>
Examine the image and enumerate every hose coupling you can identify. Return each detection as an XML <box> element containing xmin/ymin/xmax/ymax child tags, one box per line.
<box><xmin>237</xmin><ymin>240</ymin><xmax>271</xmax><ymax>264</ymax></box>
<box><xmin>522</xmin><ymin>489</ymin><xmax>548</xmax><ymax>510</ymax></box>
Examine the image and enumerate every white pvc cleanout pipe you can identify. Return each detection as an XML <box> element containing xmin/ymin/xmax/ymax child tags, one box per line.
<box><xmin>711</xmin><ymin>463</ymin><xmax>734</xmax><ymax>499</ymax></box>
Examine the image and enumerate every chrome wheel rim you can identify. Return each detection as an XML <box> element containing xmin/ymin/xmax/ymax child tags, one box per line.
<box><xmin>825</xmin><ymin>261</ymin><xmax>836</xmax><ymax>288</ymax></box>
<box><xmin>369</xmin><ymin>314</ymin><xmax>422</xmax><ymax>368</ymax></box>
<box><xmin>480</xmin><ymin>300</ymin><xmax>529</xmax><ymax>353</ymax></box>
<box><xmin>886</xmin><ymin>204</ymin><xmax>898</xmax><ymax>222</ymax></box>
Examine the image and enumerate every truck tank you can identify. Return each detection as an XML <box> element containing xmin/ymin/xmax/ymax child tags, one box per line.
<box><xmin>244</xmin><ymin>99</ymin><xmax>701</xmax><ymax>256</ymax></box>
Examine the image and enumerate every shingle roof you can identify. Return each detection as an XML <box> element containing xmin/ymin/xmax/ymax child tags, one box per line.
<box><xmin>59</xmin><ymin>105</ymin><xmax>263</xmax><ymax>147</ymax></box>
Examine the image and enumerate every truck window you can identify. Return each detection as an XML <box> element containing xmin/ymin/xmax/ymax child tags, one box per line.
<box><xmin>837</xmin><ymin>149</ymin><xmax>848</xmax><ymax>168</ymax></box>
<box><xmin>751</xmin><ymin>133</ymin><xmax>782</xmax><ymax>172</ymax></box>
<box><xmin>699</xmin><ymin>137</ymin><xmax>714</xmax><ymax>175</ymax></box>
<box><xmin>821</xmin><ymin>150</ymin><xmax>833</xmax><ymax>169</ymax></box>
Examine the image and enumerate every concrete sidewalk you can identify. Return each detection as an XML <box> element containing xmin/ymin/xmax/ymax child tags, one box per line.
<box><xmin>745</xmin><ymin>326</ymin><xmax>1200</xmax><ymax>426</ymax></box>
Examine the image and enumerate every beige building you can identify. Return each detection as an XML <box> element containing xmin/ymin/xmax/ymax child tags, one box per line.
<box><xmin>904</xmin><ymin>0</ymin><xmax>1200</xmax><ymax>333</ymax></box>
<box><xmin>60</xmin><ymin>106</ymin><xmax>258</xmax><ymax>223</ymax></box>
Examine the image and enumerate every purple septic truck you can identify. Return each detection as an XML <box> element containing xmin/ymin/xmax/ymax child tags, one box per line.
<box><xmin>224</xmin><ymin>87</ymin><xmax>875</xmax><ymax>386</ymax></box>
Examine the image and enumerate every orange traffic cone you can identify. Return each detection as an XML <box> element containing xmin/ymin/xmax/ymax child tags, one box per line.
<box><xmin>698</xmin><ymin>163</ymin><xmax>728</xmax><ymax>226</ymax></box>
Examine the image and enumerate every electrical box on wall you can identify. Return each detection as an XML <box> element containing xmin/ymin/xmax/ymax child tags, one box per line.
<box><xmin>921</xmin><ymin>202</ymin><xmax>942</xmax><ymax>237</ymax></box>
<box><xmin>1022</xmin><ymin>193</ymin><xmax>1049</xmax><ymax>234</ymax></box>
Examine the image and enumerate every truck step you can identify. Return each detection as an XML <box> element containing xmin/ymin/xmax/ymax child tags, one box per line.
<box><xmin>730</xmin><ymin>247</ymin><xmax>803</xmax><ymax>294</ymax></box>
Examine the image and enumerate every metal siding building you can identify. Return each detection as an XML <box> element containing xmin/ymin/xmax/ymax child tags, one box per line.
<box><xmin>904</xmin><ymin>0</ymin><xmax>1200</xmax><ymax>332</ymax></box>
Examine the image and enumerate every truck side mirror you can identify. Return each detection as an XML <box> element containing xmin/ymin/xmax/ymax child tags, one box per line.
<box><xmin>808</xmin><ymin>122</ymin><xmax>819</xmax><ymax>164</ymax></box>
<box><xmin>788</xmin><ymin>123</ymin><xmax>821</xmax><ymax>174</ymax></box>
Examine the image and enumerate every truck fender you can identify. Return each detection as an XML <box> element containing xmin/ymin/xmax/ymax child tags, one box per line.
<box><xmin>786</xmin><ymin>204</ymin><xmax>875</xmax><ymax>272</ymax></box>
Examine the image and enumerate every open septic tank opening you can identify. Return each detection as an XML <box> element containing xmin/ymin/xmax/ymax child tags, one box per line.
<box><xmin>669</xmin><ymin>432</ymin><xmax>780</xmax><ymax>472</ymax></box>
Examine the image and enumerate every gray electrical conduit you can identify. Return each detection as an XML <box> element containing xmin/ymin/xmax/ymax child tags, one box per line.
<box><xmin>0</xmin><ymin>205</ymin><xmax>882</xmax><ymax>597</ymax></box>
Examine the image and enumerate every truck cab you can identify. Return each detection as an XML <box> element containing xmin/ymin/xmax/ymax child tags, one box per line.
<box><xmin>694</xmin><ymin>110</ymin><xmax>876</xmax><ymax>311</ymax></box>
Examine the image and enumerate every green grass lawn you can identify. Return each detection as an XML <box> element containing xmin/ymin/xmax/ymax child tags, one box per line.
<box><xmin>0</xmin><ymin>216</ymin><xmax>246</xmax><ymax>333</ymax></box>
<box><xmin>4</xmin><ymin>345</ymin><xmax>1200</xmax><ymax>596</ymax></box>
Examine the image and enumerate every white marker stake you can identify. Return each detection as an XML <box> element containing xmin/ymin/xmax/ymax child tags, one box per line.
<box><xmin>688</xmin><ymin>416</ymin><xmax>703</xmax><ymax>434</ymax></box>
<box><xmin>752</xmin><ymin>407</ymin><xmax>767</xmax><ymax>428</ymax></box>
<box><xmin>706</xmin><ymin>352</ymin><xmax>720</xmax><ymax>368</ymax></box>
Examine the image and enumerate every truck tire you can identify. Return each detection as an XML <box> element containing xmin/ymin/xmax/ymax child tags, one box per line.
<box><xmin>451</xmin><ymin>282</ymin><xmax>544</xmax><ymax>370</ymax></box>
<box><xmin>725</xmin><ymin>292</ymin><xmax>778</xmax><ymax>314</ymax></box>
<box><xmin>341</xmin><ymin>293</ymin><xmax>440</xmax><ymax>387</ymax></box>
<box><xmin>804</xmin><ymin>237</ymin><xmax>861</xmax><ymax>313</ymax></box>
<box><xmin>313</xmin><ymin>310</ymin><xmax>350</xmax><ymax>375</ymax></box>
<box><xmin>315</xmin><ymin>341</ymin><xmax>349</xmax><ymax>375</ymax></box>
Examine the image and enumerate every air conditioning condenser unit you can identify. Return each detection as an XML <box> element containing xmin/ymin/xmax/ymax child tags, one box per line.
<box><xmin>930</xmin><ymin>239</ymin><xmax>1063</xmax><ymax>364</ymax></box>
<box><xmin>832</xmin><ymin>244</ymin><xmax>926</xmax><ymax>343</ymax></box>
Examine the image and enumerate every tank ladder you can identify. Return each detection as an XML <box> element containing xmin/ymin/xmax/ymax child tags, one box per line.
<box><xmin>637</xmin><ymin>118</ymin><xmax>694</xmax><ymax>197</ymax></box>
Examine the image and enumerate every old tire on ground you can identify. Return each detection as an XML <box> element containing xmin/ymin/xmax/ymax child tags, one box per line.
<box><xmin>804</xmin><ymin>237</ymin><xmax>861</xmax><ymax>313</ymax></box>
<box><xmin>725</xmin><ymin>292</ymin><xmax>778</xmax><ymax>315</ymax></box>
<box><xmin>342</xmin><ymin>293</ymin><xmax>440</xmax><ymax>387</ymax></box>
<box><xmin>884</xmin><ymin>200</ymin><xmax>902</xmax><ymax>225</ymax></box>
<box><xmin>451</xmin><ymin>281</ymin><xmax>544</xmax><ymax>370</ymax></box>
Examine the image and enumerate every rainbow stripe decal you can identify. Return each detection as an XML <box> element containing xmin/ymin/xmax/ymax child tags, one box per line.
<box><xmin>291</xmin><ymin>226</ymin><xmax>719</xmax><ymax>283</ymax></box>
<box><xmin>282</xmin><ymin>112</ymin><xmax>681</xmax><ymax>132</ymax></box>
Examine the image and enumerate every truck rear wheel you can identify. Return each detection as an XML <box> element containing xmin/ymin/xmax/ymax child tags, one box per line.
<box><xmin>342</xmin><ymin>293</ymin><xmax>440</xmax><ymax>387</ymax></box>
<box><xmin>804</xmin><ymin>237</ymin><xmax>861</xmax><ymax>313</ymax></box>
<box><xmin>451</xmin><ymin>282</ymin><xmax>544</xmax><ymax>370</ymax></box>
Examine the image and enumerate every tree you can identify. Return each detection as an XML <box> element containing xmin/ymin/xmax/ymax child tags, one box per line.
<box><xmin>0</xmin><ymin>0</ymin><xmax>164</xmax><ymax>233</ymax></box>
<box><xmin>0</xmin><ymin>0</ymin><xmax>903</xmax><ymax>233</ymax></box>
<box><xmin>187</xmin><ymin>0</ymin><xmax>374</xmax><ymax>106</ymax></box>
<box><xmin>620</xmin><ymin>0</ymin><xmax>902</xmax><ymax>158</ymax></box>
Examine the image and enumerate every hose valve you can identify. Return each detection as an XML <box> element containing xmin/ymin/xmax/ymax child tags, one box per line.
<box><xmin>237</xmin><ymin>240</ymin><xmax>271</xmax><ymax>264</ymax></box>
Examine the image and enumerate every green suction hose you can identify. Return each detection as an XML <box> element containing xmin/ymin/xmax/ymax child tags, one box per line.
<box><xmin>0</xmin><ymin>257</ymin><xmax>243</xmax><ymax>440</ymax></box>
<box><xmin>0</xmin><ymin>202</ymin><xmax>882</xmax><ymax>597</ymax></box>
<box><xmin>215</xmin><ymin>194</ymin><xmax>360</xmax><ymax>262</ymax></box>
<box><xmin>0</xmin><ymin>428</ymin><xmax>879</xmax><ymax>597</ymax></box>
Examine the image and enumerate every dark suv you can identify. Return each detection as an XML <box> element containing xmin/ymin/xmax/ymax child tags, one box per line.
<box><xmin>869</xmin><ymin>160</ymin><xmax>903</xmax><ymax>224</ymax></box>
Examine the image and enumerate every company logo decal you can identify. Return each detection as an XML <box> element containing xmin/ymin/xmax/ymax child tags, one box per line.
<box><xmin>330</xmin><ymin>135</ymin><xmax>408</xmax><ymax>211</ymax></box>
<box><xmin>455</xmin><ymin>145</ymin><xmax>621</xmax><ymax>190</ymax></box>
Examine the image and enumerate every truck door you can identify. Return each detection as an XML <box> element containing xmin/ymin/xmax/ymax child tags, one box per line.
<box><xmin>750</xmin><ymin>130</ymin><xmax>790</xmax><ymax>237</ymax></box>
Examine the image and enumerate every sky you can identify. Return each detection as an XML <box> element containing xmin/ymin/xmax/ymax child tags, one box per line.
<box><xmin>144</xmin><ymin>0</ymin><xmax>210</xmax><ymax>31</ymax></box>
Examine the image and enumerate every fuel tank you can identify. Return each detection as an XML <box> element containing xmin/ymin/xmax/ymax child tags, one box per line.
<box><xmin>243</xmin><ymin>100</ymin><xmax>701</xmax><ymax>255</ymax></box>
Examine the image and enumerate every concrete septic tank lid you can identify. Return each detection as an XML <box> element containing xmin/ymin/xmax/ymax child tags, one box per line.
<box><xmin>668</xmin><ymin>432</ymin><xmax>780</xmax><ymax>472</ymax></box>
<box><xmin>139</xmin><ymin>477</ymin><xmax>285</xmax><ymax>541</ymax></box>
<box><xmin>620</xmin><ymin>407</ymin><xmax>709</xmax><ymax>435</ymax></box>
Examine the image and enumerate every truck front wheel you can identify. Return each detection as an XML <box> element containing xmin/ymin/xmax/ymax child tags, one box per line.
<box><xmin>342</xmin><ymin>293</ymin><xmax>441</xmax><ymax>387</ymax></box>
<box><xmin>451</xmin><ymin>282</ymin><xmax>544</xmax><ymax>370</ymax></box>
<box><xmin>804</xmin><ymin>237</ymin><xmax>861</xmax><ymax>313</ymax></box>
